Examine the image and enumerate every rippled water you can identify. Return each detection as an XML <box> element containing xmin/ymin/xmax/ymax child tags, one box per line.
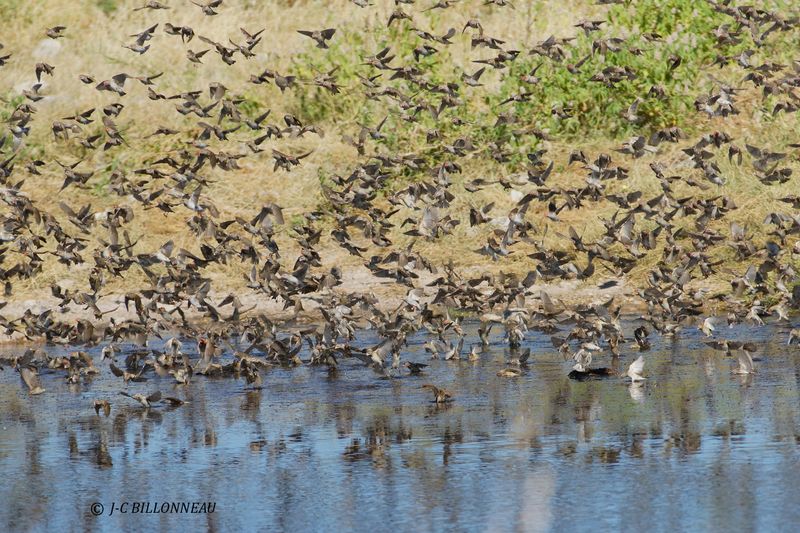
<box><xmin>1</xmin><ymin>320</ymin><xmax>800</xmax><ymax>532</ymax></box>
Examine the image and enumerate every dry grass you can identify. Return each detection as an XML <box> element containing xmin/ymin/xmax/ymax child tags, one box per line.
<box><xmin>1</xmin><ymin>0</ymin><xmax>601</xmax><ymax>294</ymax></box>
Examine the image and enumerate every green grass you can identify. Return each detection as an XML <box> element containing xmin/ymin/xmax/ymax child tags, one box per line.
<box><xmin>289</xmin><ymin>0</ymin><xmax>772</xmax><ymax>146</ymax></box>
<box><xmin>95</xmin><ymin>0</ymin><xmax>118</xmax><ymax>15</ymax></box>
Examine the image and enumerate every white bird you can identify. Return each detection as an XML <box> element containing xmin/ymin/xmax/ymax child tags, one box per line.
<box><xmin>626</xmin><ymin>355</ymin><xmax>646</xmax><ymax>381</ymax></box>
<box><xmin>165</xmin><ymin>337</ymin><xmax>183</xmax><ymax>356</ymax></box>
<box><xmin>444</xmin><ymin>337</ymin><xmax>464</xmax><ymax>361</ymax></box>
<box><xmin>700</xmin><ymin>316</ymin><xmax>716</xmax><ymax>337</ymax></box>
<box><xmin>572</xmin><ymin>349</ymin><xmax>591</xmax><ymax>372</ymax></box>
<box><xmin>733</xmin><ymin>350</ymin><xmax>755</xmax><ymax>375</ymax></box>
<box><xmin>788</xmin><ymin>328</ymin><xmax>800</xmax><ymax>346</ymax></box>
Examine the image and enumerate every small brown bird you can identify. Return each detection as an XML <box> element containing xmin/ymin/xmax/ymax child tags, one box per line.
<box><xmin>187</xmin><ymin>49</ymin><xmax>209</xmax><ymax>63</ymax></box>
<box><xmin>191</xmin><ymin>0</ymin><xmax>223</xmax><ymax>16</ymax></box>
<box><xmin>46</xmin><ymin>26</ymin><xmax>66</xmax><ymax>39</ymax></box>
<box><xmin>422</xmin><ymin>384</ymin><xmax>453</xmax><ymax>403</ymax></box>
<box><xmin>469</xmin><ymin>345</ymin><xmax>481</xmax><ymax>362</ymax></box>
<box><xmin>271</xmin><ymin>149</ymin><xmax>313</xmax><ymax>171</ymax></box>
<box><xmin>110</xmin><ymin>363</ymin><xmax>147</xmax><ymax>383</ymax></box>
<box><xmin>497</xmin><ymin>367</ymin><xmax>522</xmax><ymax>377</ymax></box>
<box><xmin>133</xmin><ymin>0</ymin><xmax>170</xmax><ymax>10</ymax></box>
<box><xmin>35</xmin><ymin>62</ymin><xmax>55</xmax><ymax>83</ymax></box>
<box><xmin>404</xmin><ymin>361</ymin><xmax>428</xmax><ymax>375</ymax></box>
<box><xmin>424</xmin><ymin>0</ymin><xmax>458</xmax><ymax>12</ymax></box>
<box><xmin>93</xmin><ymin>399</ymin><xmax>111</xmax><ymax>416</ymax></box>
<box><xmin>509</xmin><ymin>347</ymin><xmax>531</xmax><ymax>366</ymax></box>
<box><xmin>297</xmin><ymin>28</ymin><xmax>336</xmax><ymax>48</ymax></box>
<box><xmin>462</xmin><ymin>67</ymin><xmax>486</xmax><ymax>87</ymax></box>
<box><xmin>119</xmin><ymin>390</ymin><xmax>162</xmax><ymax>408</ymax></box>
<box><xmin>161</xmin><ymin>396</ymin><xmax>187</xmax><ymax>407</ymax></box>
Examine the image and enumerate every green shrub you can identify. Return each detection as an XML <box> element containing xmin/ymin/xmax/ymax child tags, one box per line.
<box><xmin>288</xmin><ymin>0</ymin><xmax>790</xmax><ymax>164</ymax></box>
<box><xmin>495</xmin><ymin>0</ymin><xmax>754</xmax><ymax>140</ymax></box>
<box><xmin>95</xmin><ymin>0</ymin><xmax>118</xmax><ymax>15</ymax></box>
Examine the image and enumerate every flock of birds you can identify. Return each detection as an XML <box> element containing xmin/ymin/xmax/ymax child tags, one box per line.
<box><xmin>2</xmin><ymin>0</ymin><xmax>800</xmax><ymax>411</ymax></box>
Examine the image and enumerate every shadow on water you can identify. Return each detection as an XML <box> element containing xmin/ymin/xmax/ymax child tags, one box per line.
<box><xmin>1</xmin><ymin>319</ymin><xmax>800</xmax><ymax>532</ymax></box>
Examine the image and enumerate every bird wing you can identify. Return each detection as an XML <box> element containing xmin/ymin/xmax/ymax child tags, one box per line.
<box><xmin>627</xmin><ymin>355</ymin><xmax>645</xmax><ymax>378</ymax></box>
<box><xmin>19</xmin><ymin>366</ymin><xmax>43</xmax><ymax>393</ymax></box>
<box><xmin>737</xmin><ymin>351</ymin><xmax>754</xmax><ymax>373</ymax></box>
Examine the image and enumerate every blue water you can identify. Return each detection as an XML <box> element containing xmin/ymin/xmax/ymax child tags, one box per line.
<box><xmin>1</xmin><ymin>320</ymin><xmax>799</xmax><ymax>532</ymax></box>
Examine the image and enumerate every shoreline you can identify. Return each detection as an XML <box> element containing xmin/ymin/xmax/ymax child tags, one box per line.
<box><xmin>0</xmin><ymin>274</ymin><xmax>640</xmax><ymax>345</ymax></box>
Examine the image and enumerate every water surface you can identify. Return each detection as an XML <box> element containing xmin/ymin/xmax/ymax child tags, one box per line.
<box><xmin>1</xmin><ymin>320</ymin><xmax>799</xmax><ymax>532</ymax></box>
